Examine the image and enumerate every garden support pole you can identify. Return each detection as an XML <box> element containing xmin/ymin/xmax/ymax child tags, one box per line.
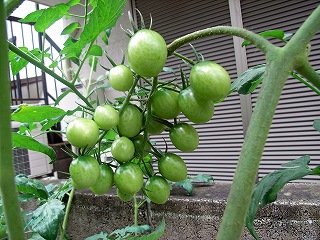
<box><xmin>0</xmin><ymin>1</ymin><xmax>25</xmax><ymax>239</ymax></box>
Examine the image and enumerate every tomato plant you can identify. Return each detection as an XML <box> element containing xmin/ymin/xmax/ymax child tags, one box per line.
<box><xmin>108</xmin><ymin>65</ymin><xmax>134</xmax><ymax>91</ymax></box>
<box><xmin>69</xmin><ymin>156</ymin><xmax>100</xmax><ymax>189</ymax></box>
<box><xmin>117</xmin><ymin>188</ymin><xmax>133</xmax><ymax>202</ymax></box>
<box><xmin>117</xmin><ymin>104</ymin><xmax>142</xmax><ymax>138</ymax></box>
<box><xmin>127</xmin><ymin>29</ymin><xmax>167</xmax><ymax>77</ymax></box>
<box><xmin>169</xmin><ymin>122</ymin><xmax>199</xmax><ymax>152</ymax></box>
<box><xmin>146</xmin><ymin>115</ymin><xmax>167</xmax><ymax>135</ymax></box>
<box><xmin>66</xmin><ymin>118</ymin><xmax>100</xmax><ymax>148</ymax></box>
<box><xmin>145</xmin><ymin>176</ymin><xmax>170</xmax><ymax>204</ymax></box>
<box><xmin>114</xmin><ymin>162</ymin><xmax>144</xmax><ymax>195</ymax></box>
<box><xmin>151</xmin><ymin>88</ymin><xmax>180</xmax><ymax>119</ymax></box>
<box><xmin>178</xmin><ymin>87</ymin><xmax>214</xmax><ymax>124</ymax></box>
<box><xmin>111</xmin><ymin>136</ymin><xmax>135</xmax><ymax>163</ymax></box>
<box><xmin>158</xmin><ymin>153</ymin><xmax>187</xmax><ymax>182</ymax></box>
<box><xmin>132</xmin><ymin>134</ymin><xmax>151</xmax><ymax>157</ymax></box>
<box><xmin>90</xmin><ymin>164</ymin><xmax>114</xmax><ymax>195</ymax></box>
<box><xmin>189</xmin><ymin>61</ymin><xmax>231</xmax><ymax>101</ymax></box>
<box><xmin>93</xmin><ymin>105</ymin><xmax>119</xmax><ymax>130</ymax></box>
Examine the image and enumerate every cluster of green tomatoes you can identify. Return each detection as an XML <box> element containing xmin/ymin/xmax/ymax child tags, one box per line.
<box><xmin>65</xmin><ymin>29</ymin><xmax>231</xmax><ymax>204</ymax></box>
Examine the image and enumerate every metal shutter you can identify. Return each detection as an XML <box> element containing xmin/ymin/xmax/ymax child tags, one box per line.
<box><xmin>241</xmin><ymin>0</ymin><xmax>320</xmax><ymax>182</ymax></box>
<box><xmin>133</xmin><ymin>0</ymin><xmax>244</xmax><ymax>181</ymax></box>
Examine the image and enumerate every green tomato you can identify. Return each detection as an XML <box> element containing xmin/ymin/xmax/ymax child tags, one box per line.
<box><xmin>158</xmin><ymin>153</ymin><xmax>187</xmax><ymax>182</ymax></box>
<box><xmin>111</xmin><ymin>136</ymin><xmax>135</xmax><ymax>163</ymax></box>
<box><xmin>132</xmin><ymin>134</ymin><xmax>151</xmax><ymax>157</ymax></box>
<box><xmin>145</xmin><ymin>176</ymin><xmax>170</xmax><ymax>204</ymax></box>
<box><xmin>90</xmin><ymin>164</ymin><xmax>114</xmax><ymax>195</ymax></box>
<box><xmin>66</xmin><ymin>118</ymin><xmax>99</xmax><ymax>148</ymax></box>
<box><xmin>169</xmin><ymin>122</ymin><xmax>199</xmax><ymax>152</ymax></box>
<box><xmin>93</xmin><ymin>105</ymin><xmax>119</xmax><ymax>130</ymax></box>
<box><xmin>151</xmin><ymin>88</ymin><xmax>180</xmax><ymax>119</ymax></box>
<box><xmin>114</xmin><ymin>162</ymin><xmax>144</xmax><ymax>195</ymax></box>
<box><xmin>127</xmin><ymin>29</ymin><xmax>167</xmax><ymax>77</ymax></box>
<box><xmin>117</xmin><ymin>104</ymin><xmax>142</xmax><ymax>138</ymax></box>
<box><xmin>178</xmin><ymin>87</ymin><xmax>214</xmax><ymax>124</ymax></box>
<box><xmin>117</xmin><ymin>188</ymin><xmax>133</xmax><ymax>202</ymax></box>
<box><xmin>190</xmin><ymin>61</ymin><xmax>231</xmax><ymax>101</ymax></box>
<box><xmin>109</xmin><ymin>65</ymin><xmax>134</xmax><ymax>91</ymax></box>
<box><xmin>69</xmin><ymin>155</ymin><xmax>100</xmax><ymax>189</ymax></box>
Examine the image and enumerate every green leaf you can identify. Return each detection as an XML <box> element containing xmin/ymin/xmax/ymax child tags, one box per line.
<box><xmin>31</xmin><ymin>199</ymin><xmax>65</xmax><ymax>240</ymax></box>
<box><xmin>85</xmin><ymin>232</ymin><xmax>108</xmax><ymax>240</ymax></box>
<box><xmin>48</xmin><ymin>61</ymin><xmax>58</xmax><ymax>69</ymax></box>
<box><xmin>19</xmin><ymin>9</ymin><xmax>44</xmax><ymax>23</ymax></box>
<box><xmin>246</xmin><ymin>155</ymin><xmax>312</xmax><ymax>240</ymax></box>
<box><xmin>131</xmin><ymin>218</ymin><xmax>166</xmax><ymax>240</ymax></box>
<box><xmin>28</xmin><ymin>232</ymin><xmax>46</xmax><ymax>240</ymax></box>
<box><xmin>230</xmin><ymin>64</ymin><xmax>265</xmax><ymax>94</ymax></box>
<box><xmin>313</xmin><ymin>119</ymin><xmax>320</xmax><ymax>132</ymax></box>
<box><xmin>61</xmin><ymin>0</ymin><xmax>126</xmax><ymax>59</ymax></box>
<box><xmin>61</xmin><ymin>22</ymin><xmax>80</xmax><ymax>35</ymax></box>
<box><xmin>35</xmin><ymin>4</ymin><xmax>70</xmax><ymax>33</ymax></box>
<box><xmin>11</xmin><ymin>105</ymin><xmax>66</xmax><ymax>124</ymax></box>
<box><xmin>109</xmin><ymin>224</ymin><xmax>152</xmax><ymax>239</ymax></box>
<box><xmin>54</xmin><ymin>89</ymin><xmax>73</xmax><ymax>106</ymax></box>
<box><xmin>89</xmin><ymin>0</ymin><xmax>98</xmax><ymax>8</ymax></box>
<box><xmin>12</xmin><ymin>133</ymin><xmax>56</xmax><ymax>162</ymax></box>
<box><xmin>101</xmin><ymin>33</ymin><xmax>108</xmax><ymax>45</ymax></box>
<box><xmin>311</xmin><ymin>165</ymin><xmax>320</xmax><ymax>176</ymax></box>
<box><xmin>89</xmin><ymin>45</ymin><xmax>103</xmax><ymax>56</ymax></box>
<box><xmin>163</xmin><ymin>67</ymin><xmax>175</xmax><ymax>74</ymax></box>
<box><xmin>242</xmin><ymin>30</ymin><xmax>286</xmax><ymax>46</ymax></box>
<box><xmin>191</xmin><ymin>174</ymin><xmax>214</xmax><ymax>183</ymax></box>
<box><xmin>15</xmin><ymin>174</ymin><xmax>49</xmax><ymax>200</ymax></box>
<box><xmin>174</xmin><ymin>178</ymin><xmax>193</xmax><ymax>195</ymax></box>
<box><xmin>66</xmin><ymin>0</ymin><xmax>80</xmax><ymax>6</ymax></box>
<box><xmin>89</xmin><ymin>56</ymin><xmax>98</xmax><ymax>72</ymax></box>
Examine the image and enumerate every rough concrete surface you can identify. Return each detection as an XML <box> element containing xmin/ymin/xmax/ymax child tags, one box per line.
<box><xmin>61</xmin><ymin>182</ymin><xmax>320</xmax><ymax>240</ymax></box>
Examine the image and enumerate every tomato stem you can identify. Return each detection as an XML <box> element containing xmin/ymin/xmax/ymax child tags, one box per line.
<box><xmin>119</xmin><ymin>76</ymin><xmax>140</xmax><ymax>116</ymax></box>
<box><xmin>172</xmin><ymin>51</ymin><xmax>195</xmax><ymax>65</ymax></box>
<box><xmin>0</xmin><ymin>1</ymin><xmax>25</xmax><ymax>239</ymax></box>
<box><xmin>4</xmin><ymin>0</ymin><xmax>24</xmax><ymax>18</ymax></box>
<box><xmin>60</xmin><ymin>187</ymin><xmax>75</xmax><ymax>240</ymax></box>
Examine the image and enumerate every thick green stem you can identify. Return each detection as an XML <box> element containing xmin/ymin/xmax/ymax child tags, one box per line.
<box><xmin>8</xmin><ymin>42</ymin><xmax>93</xmax><ymax>108</ymax></box>
<box><xmin>295</xmin><ymin>59</ymin><xmax>320</xmax><ymax>90</ymax></box>
<box><xmin>217</xmin><ymin>5</ymin><xmax>320</xmax><ymax>239</ymax></box>
<box><xmin>133</xmin><ymin>194</ymin><xmax>138</xmax><ymax>226</ymax></box>
<box><xmin>167</xmin><ymin>26</ymin><xmax>274</xmax><ymax>56</ymax></box>
<box><xmin>0</xmin><ymin>2</ymin><xmax>25</xmax><ymax>239</ymax></box>
<box><xmin>60</xmin><ymin>187</ymin><xmax>75</xmax><ymax>240</ymax></box>
<box><xmin>4</xmin><ymin>0</ymin><xmax>24</xmax><ymax>18</ymax></box>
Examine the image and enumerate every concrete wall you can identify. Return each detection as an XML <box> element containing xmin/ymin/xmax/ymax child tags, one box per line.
<box><xmin>65</xmin><ymin>183</ymin><xmax>320</xmax><ymax>239</ymax></box>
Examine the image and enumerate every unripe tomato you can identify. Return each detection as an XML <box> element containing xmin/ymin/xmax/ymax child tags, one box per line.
<box><xmin>111</xmin><ymin>136</ymin><xmax>135</xmax><ymax>163</ymax></box>
<box><xmin>109</xmin><ymin>65</ymin><xmax>134</xmax><ymax>91</ymax></box>
<box><xmin>114</xmin><ymin>162</ymin><xmax>144</xmax><ymax>195</ymax></box>
<box><xmin>132</xmin><ymin>134</ymin><xmax>151</xmax><ymax>157</ymax></box>
<box><xmin>90</xmin><ymin>164</ymin><xmax>114</xmax><ymax>195</ymax></box>
<box><xmin>178</xmin><ymin>87</ymin><xmax>214</xmax><ymax>124</ymax></box>
<box><xmin>158</xmin><ymin>153</ymin><xmax>187</xmax><ymax>182</ymax></box>
<box><xmin>93</xmin><ymin>105</ymin><xmax>119</xmax><ymax>130</ymax></box>
<box><xmin>118</xmin><ymin>104</ymin><xmax>142</xmax><ymax>138</ymax></box>
<box><xmin>145</xmin><ymin>176</ymin><xmax>170</xmax><ymax>204</ymax></box>
<box><xmin>132</xmin><ymin>157</ymin><xmax>154</xmax><ymax>177</ymax></box>
<box><xmin>69</xmin><ymin>155</ymin><xmax>100</xmax><ymax>189</ymax></box>
<box><xmin>66</xmin><ymin>118</ymin><xmax>99</xmax><ymax>148</ymax></box>
<box><xmin>190</xmin><ymin>61</ymin><xmax>231</xmax><ymax>101</ymax></box>
<box><xmin>169</xmin><ymin>122</ymin><xmax>199</xmax><ymax>152</ymax></box>
<box><xmin>151</xmin><ymin>88</ymin><xmax>180</xmax><ymax>119</ymax></box>
<box><xmin>127</xmin><ymin>29</ymin><xmax>167</xmax><ymax>77</ymax></box>
<box><xmin>144</xmin><ymin>112</ymin><xmax>167</xmax><ymax>135</ymax></box>
<box><xmin>117</xmin><ymin>188</ymin><xmax>133</xmax><ymax>202</ymax></box>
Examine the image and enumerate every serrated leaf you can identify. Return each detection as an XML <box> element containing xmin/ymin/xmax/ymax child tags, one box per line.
<box><xmin>61</xmin><ymin>22</ymin><xmax>80</xmax><ymax>35</ymax></box>
<box><xmin>11</xmin><ymin>105</ymin><xmax>66</xmax><ymax>124</ymax></box>
<box><xmin>66</xmin><ymin>0</ymin><xmax>80</xmax><ymax>6</ymax></box>
<box><xmin>15</xmin><ymin>174</ymin><xmax>49</xmax><ymax>200</ymax></box>
<box><xmin>191</xmin><ymin>174</ymin><xmax>214</xmax><ymax>183</ymax></box>
<box><xmin>89</xmin><ymin>0</ymin><xmax>98</xmax><ymax>8</ymax></box>
<box><xmin>31</xmin><ymin>199</ymin><xmax>65</xmax><ymax>240</ymax></box>
<box><xmin>12</xmin><ymin>133</ymin><xmax>56</xmax><ymax>162</ymax></box>
<box><xmin>61</xmin><ymin>0</ymin><xmax>126</xmax><ymax>59</ymax></box>
<box><xmin>28</xmin><ymin>232</ymin><xmax>46</xmax><ymax>240</ymax></box>
<box><xmin>131</xmin><ymin>218</ymin><xmax>166</xmax><ymax>240</ymax></box>
<box><xmin>48</xmin><ymin>61</ymin><xmax>58</xmax><ymax>68</ymax></box>
<box><xmin>313</xmin><ymin>120</ymin><xmax>320</xmax><ymax>132</ymax></box>
<box><xmin>35</xmin><ymin>4</ymin><xmax>70</xmax><ymax>33</ymax></box>
<box><xmin>19</xmin><ymin>9</ymin><xmax>44</xmax><ymax>23</ymax></box>
<box><xmin>174</xmin><ymin>178</ymin><xmax>193</xmax><ymax>195</ymax></box>
<box><xmin>230</xmin><ymin>64</ymin><xmax>265</xmax><ymax>94</ymax></box>
<box><xmin>246</xmin><ymin>155</ymin><xmax>312</xmax><ymax>240</ymax></box>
